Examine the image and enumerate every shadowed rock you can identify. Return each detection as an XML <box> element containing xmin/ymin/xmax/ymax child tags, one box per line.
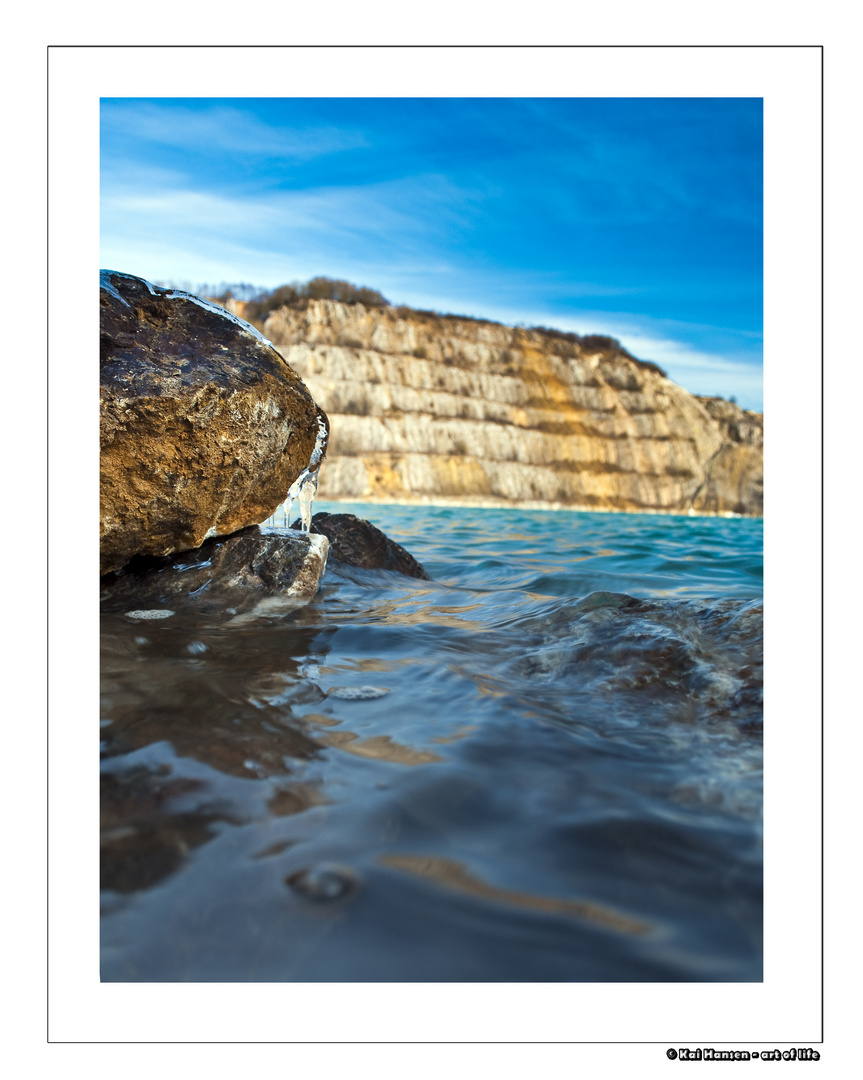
<box><xmin>100</xmin><ymin>270</ymin><xmax>328</xmax><ymax>575</ymax></box>
<box><xmin>293</xmin><ymin>512</ymin><xmax>430</xmax><ymax>579</ymax></box>
<box><xmin>100</xmin><ymin>525</ymin><xmax>329</xmax><ymax>614</ymax></box>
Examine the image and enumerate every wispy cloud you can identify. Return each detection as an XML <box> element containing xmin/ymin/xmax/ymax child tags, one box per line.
<box><xmin>102</xmin><ymin>171</ymin><xmax>492</xmax><ymax>273</ymax></box>
<box><xmin>607</xmin><ymin>332</ymin><xmax>762</xmax><ymax>404</ymax></box>
<box><xmin>101</xmin><ymin>101</ymin><xmax>369</xmax><ymax>162</ymax></box>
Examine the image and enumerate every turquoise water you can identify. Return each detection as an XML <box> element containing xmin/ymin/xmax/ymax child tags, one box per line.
<box><xmin>326</xmin><ymin>502</ymin><xmax>763</xmax><ymax>600</ymax></box>
<box><xmin>100</xmin><ymin>503</ymin><xmax>762</xmax><ymax>982</ymax></box>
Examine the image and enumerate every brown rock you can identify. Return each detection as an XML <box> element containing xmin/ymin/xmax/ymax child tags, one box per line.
<box><xmin>696</xmin><ymin>395</ymin><xmax>764</xmax><ymax>449</ymax></box>
<box><xmin>299</xmin><ymin>512</ymin><xmax>430</xmax><ymax>579</ymax></box>
<box><xmin>100</xmin><ymin>271</ymin><xmax>329</xmax><ymax>575</ymax></box>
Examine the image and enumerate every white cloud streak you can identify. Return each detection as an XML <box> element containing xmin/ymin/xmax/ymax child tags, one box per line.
<box><xmin>100</xmin><ymin>171</ymin><xmax>492</xmax><ymax>302</ymax></box>
<box><xmin>101</xmin><ymin>102</ymin><xmax>369</xmax><ymax>162</ymax></box>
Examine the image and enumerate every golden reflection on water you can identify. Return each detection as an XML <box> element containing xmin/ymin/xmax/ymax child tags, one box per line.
<box><xmin>498</xmin><ymin>535</ymin><xmax>618</xmax><ymax>562</ymax></box>
<box><xmin>318</xmin><ymin>731</ymin><xmax>444</xmax><ymax>766</ymax></box>
<box><xmin>380</xmin><ymin>854</ymin><xmax>650</xmax><ymax>935</ymax></box>
<box><xmin>387</xmin><ymin>603</ymin><xmax>486</xmax><ymax>630</ymax></box>
<box><xmin>300</xmin><ymin>712</ymin><xmax>341</xmax><ymax>727</ymax></box>
<box><xmin>321</xmin><ymin>656</ymin><xmax>413</xmax><ymax>675</ymax></box>
<box><xmin>432</xmin><ymin>725</ymin><xmax>478</xmax><ymax>744</ymax></box>
<box><xmin>337</xmin><ymin>592</ymin><xmax>487</xmax><ymax>630</ymax></box>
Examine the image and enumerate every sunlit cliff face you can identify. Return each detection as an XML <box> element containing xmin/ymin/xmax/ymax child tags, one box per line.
<box><xmin>252</xmin><ymin>299</ymin><xmax>762</xmax><ymax>517</ymax></box>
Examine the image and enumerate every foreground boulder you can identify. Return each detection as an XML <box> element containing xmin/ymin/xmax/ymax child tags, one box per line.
<box><xmin>100</xmin><ymin>271</ymin><xmax>328</xmax><ymax>575</ymax></box>
<box><xmin>100</xmin><ymin>526</ymin><xmax>329</xmax><ymax>615</ymax></box>
<box><xmin>297</xmin><ymin>512</ymin><xmax>430</xmax><ymax>579</ymax></box>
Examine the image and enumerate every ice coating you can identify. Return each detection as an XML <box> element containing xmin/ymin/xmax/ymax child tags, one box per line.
<box><xmin>309</xmin><ymin>413</ymin><xmax>329</xmax><ymax>468</ymax></box>
<box><xmin>99</xmin><ymin>270</ymin><xmax>275</xmax><ymax>347</ymax></box>
<box><xmin>283</xmin><ymin>469</ymin><xmax>318</xmax><ymax>532</ymax></box>
<box><xmin>165</xmin><ymin>289</ymin><xmax>275</xmax><ymax>348</ymax></box>
<box><xmin>297</xmin><ymin>477</ymin><xmax>316</xmax><ymax>531</ymax></box>
<box><xmin>99</xmin><ymin>270</ymin><xmax>133</xmax><ymax>309</ymax></box>
<box><xmin>277</xmin><ymin>412</ymin><xmax>329</xmax><ymax>532</ymax></box>
<box><xmin>101</xmin><ymin>269</ymin><xmax>163</xmax><ymax>299</ymax></box>
<box><xmin>282</xmin><ymin>464</ymin><xmax>318</xmax><ymax>533</ymax></box>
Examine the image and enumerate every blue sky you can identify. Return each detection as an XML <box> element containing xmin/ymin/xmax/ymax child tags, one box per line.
<box><xmin>100</xmin><ymin>97</ymin><xmax>763</xmax><ymax>409</ymax></box>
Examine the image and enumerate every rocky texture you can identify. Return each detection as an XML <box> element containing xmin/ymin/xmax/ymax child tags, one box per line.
<box><xmin>695</xmin><ymin>395</ymin><xmax>764</xmax><ymax>449</ymax></box>
<box><xmin>99</xmin><ymin>525</ymin><xmax>329</xmax><ymax>615</ymax></box>
<box><xmin>100</xmin><ymin>272</ymin><xmax>329</xmax><ymax>575</ymax></box>
<box><xmin>296</xmin><ymin>512</ymin><xmax>430</xmax><ymax>579</ymax></box>
<box><xmin>247</xmin><ymin>298</ymin><xmax>762</xmax><ymax>517</ymax></box>
<box><xmin>690</xmin><ymin>396</ymin><xmax>763</xmax><ymax>516</ymax></box>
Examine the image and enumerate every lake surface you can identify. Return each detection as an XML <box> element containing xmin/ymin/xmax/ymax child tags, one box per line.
<box><xmin>100</xmin><ymin>502</ymin><xmax>763</xmax><ymax>981</ymax></box>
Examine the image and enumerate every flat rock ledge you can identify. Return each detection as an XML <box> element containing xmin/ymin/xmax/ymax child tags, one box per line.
<box><xmin>100</xmin><ymin>527</ymin><xmax>329</xmax><ymax>617</ymax></box>
<box><xmin>100</xmin><ymin>270</ymin><xmax>328</xmax><ymax>575</ymax></box>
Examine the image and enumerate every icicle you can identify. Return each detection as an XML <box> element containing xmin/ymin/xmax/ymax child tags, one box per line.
<box><xmin>283</xmin><ymin>469</ymin><xmax>305</xmax><ymax>529</ymax></box>
<box><xmin>279</xmin><ymin>466</ymin><xmax>318</xmax><ymax>532</ymax></box>
<box><xmin>275</xmin><ymin>413</ymin><xmax>329</xmax><ymax>532</ymax></box>
<box><xmin>270</xmin><ymin>412</ymin><xmax>328</xmax><ymax>531</ymax></box>
<box><xmin>298</xmin><ymin>469</ymin><xmax>318</xmax><ymax>531</ymax></box>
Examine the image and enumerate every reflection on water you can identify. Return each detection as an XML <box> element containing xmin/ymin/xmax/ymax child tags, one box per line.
<box><xmin>380</xmin><ymin>854</ymin><xmax>650</xmax><ymax>935</ymax></box>
<box><xmin>317</xmin><ymin>730</ymin><xmax>444</xmax><ymax>765</ymax></box>
<box><xmin>101</xmin><ymin>503</ymin><xmax>762</xmax><ymax>981</ymax></box>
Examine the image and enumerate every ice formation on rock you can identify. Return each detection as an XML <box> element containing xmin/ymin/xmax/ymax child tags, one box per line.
<box><xmin>272</xmin><ymin>413</ymin><xmax>329</xmax><ymax>532</ymax></box>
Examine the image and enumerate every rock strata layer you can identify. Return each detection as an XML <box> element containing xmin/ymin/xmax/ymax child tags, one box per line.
<box><xmin>297</xmin><ymin>512</ymin><xmax>430</xmax><ymax>579</ymax></box>
<box><xmin>100</xmin><ymin>271</ymin><xmax>329</xmax><ymax>575</ymax></box>
<box><xmin>100</xmin><ymin>526</ymin><xmax>330</xmax><ymax>614</ymax></box>
<box><xmin>691</xmin><ymin>396</ymin><xmax>763</xmax><ymax>516</ymax></box>
<box><xmin>247</xmin><ymin>298</ymin><xmax>762</xmax><ymax>517</ymax></box>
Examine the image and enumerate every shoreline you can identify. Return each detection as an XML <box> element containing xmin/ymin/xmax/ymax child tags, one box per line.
<box><xmin>313</xmin><ymin>494</ymin><xmax>759</xmax><ymax>521</ymax></box>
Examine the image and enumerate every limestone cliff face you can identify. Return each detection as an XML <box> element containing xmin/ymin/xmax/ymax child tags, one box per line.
<box><xmin>229</xmin><ymin>298</ymin><xmax>761</xmax><ymax>516</ymax></box>
<box><xmin>691</xmin><ymin>396</ymin><xmax>763</xmax><ymax>516</ymax></box>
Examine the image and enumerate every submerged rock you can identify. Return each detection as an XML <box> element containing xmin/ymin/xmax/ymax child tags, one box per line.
<box><xmin>100</xmin><ymin>525</ymin><xmax>329</xmax><ymax>614</ymax></box>
<box><xmin>506</xmin><ymin>593</ymin><xmax>763</xmax><ymax>735</ymax></box>
<box><xmin>296</xmin><ymin>512</ymin><xmax>430</xmax><ymax>579</ymax></box>
<box><xmin>100</xmin><ymin>271</ymin><xmax>329</xmax><ymax>575</ymax></box>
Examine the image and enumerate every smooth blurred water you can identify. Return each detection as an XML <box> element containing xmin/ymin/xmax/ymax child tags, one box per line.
<box><xmin>100</xmin><ymin>503</ymin><xmax>762</xmax><ymax>982</ymax></box>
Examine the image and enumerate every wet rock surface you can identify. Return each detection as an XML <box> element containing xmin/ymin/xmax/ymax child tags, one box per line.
<box><xmin>100</xmin><ymin>271</ymin><xmax>328</xmax><ymax>575</ymax></box>
<box><xmin>100</xmin><ymin>525</ymin><xmax>330</xmax><ymax>614</ymax></box>
<box><xmin>295</xmin><ymin>511</ymin><xmax>430</xmax><ymax>579</ymax></box>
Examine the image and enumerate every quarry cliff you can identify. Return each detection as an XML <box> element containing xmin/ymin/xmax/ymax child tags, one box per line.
<box><xmin>224</xmin><ymin>297</ymin><xmax>763</xmax><ymax>517</ymax></box>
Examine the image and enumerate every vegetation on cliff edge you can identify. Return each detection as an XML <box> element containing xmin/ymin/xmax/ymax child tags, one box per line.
<box><xmin>179</xmin><ymin>275</ymin><xmax>671</xmax><ymax>378</ymax></box>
